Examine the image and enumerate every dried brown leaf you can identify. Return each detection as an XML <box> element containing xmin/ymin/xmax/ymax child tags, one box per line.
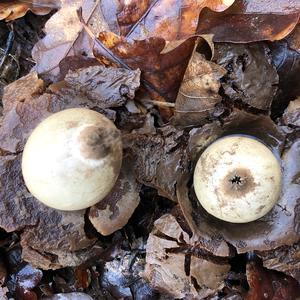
<box><xmin>94</xmin><ymin>32</ymin><xmax>195</xmax><ymax>102</ymax></box>
<box><xmin>269</xmin><ymin>41</ymin><xmax>300</xmax><ymax>118</ymax></box>
<box><xmin>65</xmin><ymin>65</ymin><xmax>140</xmax><ymax>108</ymax></box>
<box><xmin>198</xmin><ymin>0</ymin><xmax>300</xmax><ymax>42</ymax></box>
<box><xmin>0</xmin><ymin>0</ymin><xmax>53</xmax><ymax>21</ymax></box>
<box><xmin>94</xmin><ymin>32</ymin><xmax>194</xmax><ymax>102</ymax></box>
<box><xmin>213</xmin><ymin>43</ymin><xmax>278</xmax><ymax>110</ymax></box>
<box><xmin>173</xmin><ymin>50</ymin><xmax>226</xmax><ymax>127</ymax></box>
<box><xmin>21</xmin><ymin>243</ymin><xmax>104</xmax><ymax>270</ymax></box>
<box><xmin>90</xmin><ymin>1</ymin><xmax>233</xmax><ymax>104</ymax></box>
<box><xmin>89</xmin><ymin>158</ymin><xmax>141</xmax><ymax>236</ymax></box>
<box><xmin>123</xmin><ymin>126</ymin><xmax>189</xmax><ymax>201</ymax></box>
<box><xmin>245</xmin><ymin>259</ymin><xmax>300</xmax><ymax>300</ymax></box>
<box><xmin>116</xmin><ymin>0</ymin><xmax>235</xmax><ymax>40</ymax></box>
<box><xmin>32</xmin><ymin>0</ymin><xmax>111</xmax><ymax>81</ymax></box>
<box><xmin>144</xmin><ymin>213</ymin><xmax>230</xmax><ymax>299</ymax></box>
<box><xmin>58</xmin><ymin>55</ymin><xmax>100</xmax><ymax>80</ymax></box>
<box><xmin>258</xmin><ymin>242</ymin><xmax>300</xmax><ymax>283</ymax></box>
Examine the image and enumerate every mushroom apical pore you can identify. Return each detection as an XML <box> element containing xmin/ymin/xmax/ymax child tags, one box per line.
<box><xmin>22</xmin><ymin>108</ymin><xmax>122</xmax><ymax>211</ymax></box>
<box><xmin>193</xmin><ymin>136</ymin><xmax>282</xmax><ymax>223</ymax></box>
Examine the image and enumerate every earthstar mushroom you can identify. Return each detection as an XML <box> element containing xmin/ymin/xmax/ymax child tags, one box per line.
<box><xmin>22</xmin><ymin>108</ymin><xmax>122</xmax><ymax>211</ymax></box>
<box><xmin>193</xmin><ymin>135</ymin><xmax>282</xmax><ymax>223</ymax></box>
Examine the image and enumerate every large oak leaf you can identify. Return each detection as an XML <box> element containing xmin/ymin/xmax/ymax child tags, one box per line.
<box><xmin>115</xmin><ymin>0</ymin><xmax>235</xmax><ymax>40</ymax></box>
<box><xmin>197</xmin><ymin>0</ymin><xmax>300</xmax><ymax>42</ymax></box>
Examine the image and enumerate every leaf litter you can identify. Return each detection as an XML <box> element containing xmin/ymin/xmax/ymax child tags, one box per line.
<box><xmin>0</xmin><ymin>0</ymin><xmax>299</xmax><ymax>299</ymax></box>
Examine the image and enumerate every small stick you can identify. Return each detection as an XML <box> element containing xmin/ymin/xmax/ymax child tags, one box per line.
<box><xmin>143</xmin><ymin>99</ymin><xmax>175</xmax><ymax>108</ymax></box>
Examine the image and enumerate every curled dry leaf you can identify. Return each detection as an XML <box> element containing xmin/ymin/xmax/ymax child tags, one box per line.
<box><xmin>245</xmin><ymin>258</ymin><xmax>300</xmax><ymax>299</ymax></box>
<box><xmin>197</xmin><ymin>0</ymin><xmax>300</xmax><ymax>42</ymax></box>
<box><xmin>213</xmin><ymin>43</ymin><xmax>278</xmax><ymax>110</ymax></box>
<box><xmin>32</xmin><ymin>0</ymin><xmax>111</xmax><ymax>81</ymax></box>
<box><xmin>178</xmin><ymin>109</ymin><xmax>300</xmax><ymax>259</ymax></box>
<box><xmin>173</xmin><ymin>50</ymin><xmax>226</xmax><ymax>127</ymax></box>
<box><xmin>65</xmin><ymin>65</ymin><xmax>140</xmax><ymax>108</ymax></box>
<box><xmin>123</xmin><ymin>126</ymin><xmax>189</xmax><ymax>201</ymax></box>
<box><xmin>115</xmin><ymin>0</ymin><xmax>235</xmax><ymax>40</ymax></box>
<box><xmin>144</xmin><ymin>213</ymin><xmax>231</xmax><ymax>299</ymax></box>
<box><xmin>0</xmin><ymin>0</ymin><xmax>54</xmax><ymax>21</ymax></box>
<box><xmin>89</xmin><ymin>158</ymin><xmax>141</xmax><ymax>236</ymax></box>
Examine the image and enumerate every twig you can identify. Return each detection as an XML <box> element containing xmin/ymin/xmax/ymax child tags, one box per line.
<box><xmin>143</xmin><ymin>99</ymin><xmax>175</xmax><ymax>108</ymax></box>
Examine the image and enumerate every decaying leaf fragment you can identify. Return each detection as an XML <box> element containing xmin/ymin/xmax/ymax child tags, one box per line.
<box><xmin>269</xmin><ymin>41</ymin><xmax>300</xmax><ymax>118</ymax></box>
<box><xmin>89</xmin><ymin>159</ymin><xmax>141</xmax><ymax>236</ymax></box>
<box><xmin>65</xmin><ymin>65</ymin><xmax>140</xmax><ymax>108</ymax></box>
<box><xmin>32</xmin><ymin>0</ymin><xmax>111</xmax><ymax>81</ymax></box>
<box><xmin>94</xmin><ymin>32</ymin><xmax>195</xmax><ymax>102</ymax></box>
<box><xmin>124</xmin><ymin>126</ymin><xmax>189</xmax><ymax>201</ymax></box>
<box><xmin>0</xmin><ymin>0</ymin><xmax>54</xmax><ymax>21</ymax></box>
<box><xmin>173</xmin><ymin>50</ymin><xmax>226</xmax><ymax>127</ymax></box>
<box><xmin>282</xmin><ymin>97</ymin><xmax>300</xmax><ymax>127</ymax></box>
<box><xmin>287</xmin><ymin>24</ymin><xmax>300</xmax><ymax>52</ymax></box>
<box><xmin>258</xmin><ymin>242</ymin><xmax>300</xmax><ymax>283</ymax></box>
<box><xmin>144</xmin><ymin>213</ymin><xmax>230</xmax><ymax>299</ymax></box>
<box><xmin>198</xmin><ymin>0</ymin><xmax>300</xmax><ymax>42</ymax></box>
<box><xmin>213</xmin><ymin>43</ymin><xmax>278</xmax><ymax>110</ymax></box>
<box><xmin>245</xmin><ymin>258</ymin><xmax>300</xmax><ymax>299</ymax></box>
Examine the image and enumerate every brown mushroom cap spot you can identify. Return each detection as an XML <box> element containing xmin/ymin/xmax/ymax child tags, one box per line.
<box><xmin>78</xmin><ymin>125</ymin><xmax>120</xmax><ymax>160</ymax></box>
<box><xmin>222</xmin><ymin>168</ymin><xmax>257</xmax><ymax>198</ymax></box>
